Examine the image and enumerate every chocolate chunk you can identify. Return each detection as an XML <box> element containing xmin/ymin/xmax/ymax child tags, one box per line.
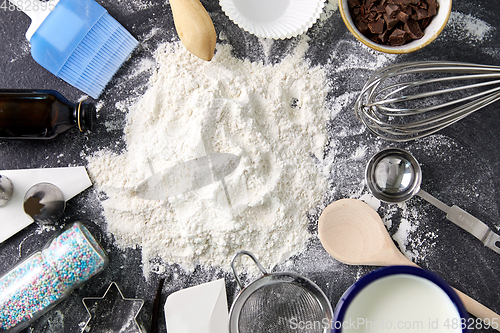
<box><xmin>393</xmin><ymin>0</ymin><xmax>413</xmax><ymax>4</ymax></box>
<box><xmin>383</xmin><ymin>13</ymin><xmax>400</xmax><ymax>30</ymax></box>
<box><xmin>368</xmin><ymin>19</ymin><xmax>386</xmax><ymax>34</ymax></box>
<box><xmin>415</xmin><ymin>8</ymin><xmax>428</xmax><ymax>19</ymax></box>
<box><xmin>355</xmin><ymin>20</ymin><xmax>370</xmax><ymax>34</ymax></box>
<box><xmin>421</xmin><ymin>17</ymin><xmax>432</xmax><ymax>29</ymax></box>
<box><xmin>348</xmin><ymin>0</ymin><xmax>438</xmax><ymax>46</ymax></box>
<box><xmin>395</xmin><ymin>11</ymin><xmax>409</xmax><ymax>23</ymax></box>
<box><xmin>385</xmin><ymin>4</ymin><xmax>399</xmax><ymax>16</ymax></box>
<box><xmin>370</xmin><ymin>34</ymin><xmax>382</xmax><ymax>43</ymax></box>
<box><xmin>379</xmin><ymin>29</ymin><xmax>391</xmax><ymax>43</ymax></box>
<box><xmin>405</xmin><ymin>19</ymin><xmax>424</xmax><ymax>38</ymax></box>
<box><xmin>367</xmin><ymin>0</ymin><xmax>377</xmax><ymax>8</ymax></box>
<box><xmin>426</xmin><ymin>0</ymin><xmax>437</xmax><ymax>16</ymax></box>
<box><xmin>402</xmin><ymin>6</ymin><xmax>413</xmax><ymax>16</ymax></box>
<box><xmin>389</xmin><ymin>28</ymin><xmax>406</xmax><ymax>45</ymax></box>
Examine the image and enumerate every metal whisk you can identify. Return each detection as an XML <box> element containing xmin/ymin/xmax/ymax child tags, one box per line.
<box><xmin>355</xmin><ymin>61</ymin><xmax>500</xmax><ymax>141</ymax></box>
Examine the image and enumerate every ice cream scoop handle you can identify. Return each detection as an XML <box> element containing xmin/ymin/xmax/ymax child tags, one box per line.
<box><xmin>447</xmin><ymin>205</ymin><xmax>500</xmax><ymax>255</ymax></box>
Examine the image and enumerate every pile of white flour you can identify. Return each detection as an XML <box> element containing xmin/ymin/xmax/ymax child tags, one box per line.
<box><xmin>87</xmin><ymin>40</ymin><xmax>330</xmax><ymax>274</ymax></box>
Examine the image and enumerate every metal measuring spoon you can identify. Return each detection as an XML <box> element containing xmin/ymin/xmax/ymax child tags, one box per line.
<box><xmin>23</xmin><ymin>182</ymin><xmax>66</xmax><ymax>226</ymax></box>
<box><xmin>0</xmin><ymin>175</ymin><xmax>14</xmax><ymax>207</ymax></box>
<box><xmin>366</xmin><ymin>147</ymin><xmax>500</xmax><ymax>255</ymax></box>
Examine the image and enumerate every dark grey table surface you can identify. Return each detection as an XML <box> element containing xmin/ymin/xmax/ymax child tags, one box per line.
<box><xmin>1</xmin><ymin>0</ymin><xmax>500</xmax><ymax>332</ymax></box>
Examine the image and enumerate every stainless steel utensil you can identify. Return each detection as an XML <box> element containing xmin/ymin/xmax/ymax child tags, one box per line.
<box><xmin>82</xmin><ymin>282</ymin><xmax>144</xmax><ymax>333</ymax></box>
<box><xmin>366</xmin><ymin>147</ymin><xmax>500</xmax><ymax>255</ymax></box>
<box><xmin>229</xmin><ymin>251</ymin><xmax>333</xmax><ymax>333</ymax></box>
<box><xmin>355</xmin><ymin>61</ymin><xmax>500</xmax><ymax>141</ymax></box>
<box><xmin>0</xmin><ymin>175</ymin><xmax>13</xmax><ymax>207</ymax></box>
<box><xmin>23</xmin><ymin>182</ymin><xmax>66</xmax><ymax>225</ymax></box>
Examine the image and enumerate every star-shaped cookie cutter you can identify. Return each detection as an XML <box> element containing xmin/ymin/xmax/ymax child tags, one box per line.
<box><xmin>82</xmin><ymin>282</ymin><xmax>144</xmax><ymax>333</ymax></box>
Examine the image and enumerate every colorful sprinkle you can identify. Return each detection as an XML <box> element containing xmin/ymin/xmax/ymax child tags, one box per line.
<box><xmin>0</xmin><ymin>223</ymin><xmax>107</xmax><ymax>330</ymax></box>
<box><xmin>43</xmin><ymin>223</ymin><xmax>107</xmax><ymax>286</ymax></box>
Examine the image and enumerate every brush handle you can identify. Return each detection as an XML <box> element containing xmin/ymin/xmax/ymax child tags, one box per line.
<box><xmin>8</xmin><ymin>0</ymin><xmax>60</xmax><ymax>40</ymax></box>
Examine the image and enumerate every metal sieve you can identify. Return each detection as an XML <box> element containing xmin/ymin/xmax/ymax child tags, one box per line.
<box><xmin>229</xmin><ymin>251</ymin><xmax>333</xmax><ymax>333</ymax></box>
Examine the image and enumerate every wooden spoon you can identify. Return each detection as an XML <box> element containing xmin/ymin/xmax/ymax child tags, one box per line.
<box><xmin>170</xmin><ymin>0</ymin><xmax>216</xmax><ymax>61</ymax></box>
<box><xmin>318</xmin><ymin>198</ymin><xmax>500</xmax><ymax>331</ymax></box>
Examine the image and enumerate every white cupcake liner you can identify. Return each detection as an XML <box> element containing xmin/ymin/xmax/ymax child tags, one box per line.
<box><xmin>220</xmin><ymin>0</ymin><xmax>326</xmax><ymax>39</ymax></box>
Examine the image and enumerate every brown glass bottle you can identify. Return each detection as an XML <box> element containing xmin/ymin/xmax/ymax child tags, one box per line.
<box><xmin>0</xmin><ymin>90</ymin><xmax>95</xmax><ymax>139</ymax></box>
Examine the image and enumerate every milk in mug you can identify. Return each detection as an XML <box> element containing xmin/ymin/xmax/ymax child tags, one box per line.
<box><xmin>341</xmin><ymin>274</ymin><xmax>462</xmax><ymax>333</ymax></box>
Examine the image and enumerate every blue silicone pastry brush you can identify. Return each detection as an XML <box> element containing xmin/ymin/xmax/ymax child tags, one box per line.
<box><xmin>11</xmin><ymin>0</ymin><xmax>138</xmax><ymax>98</ymax></box>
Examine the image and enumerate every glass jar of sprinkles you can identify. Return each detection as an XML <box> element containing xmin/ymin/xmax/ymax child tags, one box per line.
<box><xmin>0</xmin><ymin>222</ymin><xmax>108</xmax><ymax>332</ymax></box>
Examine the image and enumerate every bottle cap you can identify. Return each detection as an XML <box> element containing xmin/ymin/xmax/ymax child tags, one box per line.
<box><xmin>78</xmin><ymin>102</ymin><xmax>96</xmax><ymax>132</ymax></box>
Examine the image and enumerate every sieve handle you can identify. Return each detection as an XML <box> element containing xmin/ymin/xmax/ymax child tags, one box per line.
<box><xmin>231</xmin><ymin>251</ymin><xmax>268</xmax><ymax>290</ymax></box>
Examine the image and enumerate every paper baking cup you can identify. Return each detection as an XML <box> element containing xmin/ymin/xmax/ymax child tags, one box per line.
<box><xmin>220</xmin><ymin>0</ymin><xmax>326</xmax><ymax>39</ymax></box>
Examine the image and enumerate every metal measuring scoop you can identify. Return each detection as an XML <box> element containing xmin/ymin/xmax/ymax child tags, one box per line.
<box><xmin>366</xmin><ymin>147</ymin><xmax>500</xmax><ymax>255</ymax></box>
<box><xmin>23</xmin><ymin>182</ymin><xmax>66</xmax><ymax>226</ymax></box>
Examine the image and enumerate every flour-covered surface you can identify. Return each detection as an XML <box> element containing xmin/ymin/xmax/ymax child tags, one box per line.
<box><xmin>1</xmin><ymin>0</ymin><xmax>500</xmax><ymax>332</ymax></box>
<box><xmin>86</xmin><ymin>40</ymin><xmax>329</xmax><ymax>275</ymax></box>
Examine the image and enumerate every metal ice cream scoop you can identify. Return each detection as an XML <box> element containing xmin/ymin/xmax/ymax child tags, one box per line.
<box><xmin>0</xmin><ymin>175</ymin><xmax>13</xmax><ymax>207</ymax></box>
<box><xmin>23</xmin><ymin>182</ymin><xmax>66</xmax><ymax>225</ymax></box>
<box><xmin>365</xmin><ymin>147</ymin><xmax>500</xmax><ymax>256</ymax></box>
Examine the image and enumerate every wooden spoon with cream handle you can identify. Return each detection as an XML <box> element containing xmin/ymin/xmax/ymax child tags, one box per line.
<box><xmin>170</xmin><ymin>0</ymin><xmax>216</xmax><ymax>61</ymax></box>
<box><xmin>318</xmin><ymin>198</ymin><xmax>500</xmax><ymax>331</ymax></box>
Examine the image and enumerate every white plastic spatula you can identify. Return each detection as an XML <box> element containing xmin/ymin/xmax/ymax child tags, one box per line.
<box><xmin>164</xmin><ymin>279</ymin><xmax>229</xmax><ymax>333</ymax></box>
<box><xmin>0</xmin><ymin>166</ymin><xmax>92</xmax><ymax>243</ymax></box>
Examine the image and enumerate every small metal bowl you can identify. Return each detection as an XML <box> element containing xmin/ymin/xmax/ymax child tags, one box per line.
<box><xmin>338</xmin><ymin>0</ymin><xmax>452</xmax><ymax>53</ymax></box>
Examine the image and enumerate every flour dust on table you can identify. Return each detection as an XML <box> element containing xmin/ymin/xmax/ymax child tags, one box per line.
<box><xmin>86</xmin><ymin>5</ymin><xmax>500</xmax><ymax>278</ymax></box>
<box><xmin>443</xmin><ymin>11</ymin><xmax>494</xmax><ymax>44</ymax></box>
<box><xmin>87</xmin><ymin>39</ymin><xmax>330</xmax><ymax>275</ymax></box>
